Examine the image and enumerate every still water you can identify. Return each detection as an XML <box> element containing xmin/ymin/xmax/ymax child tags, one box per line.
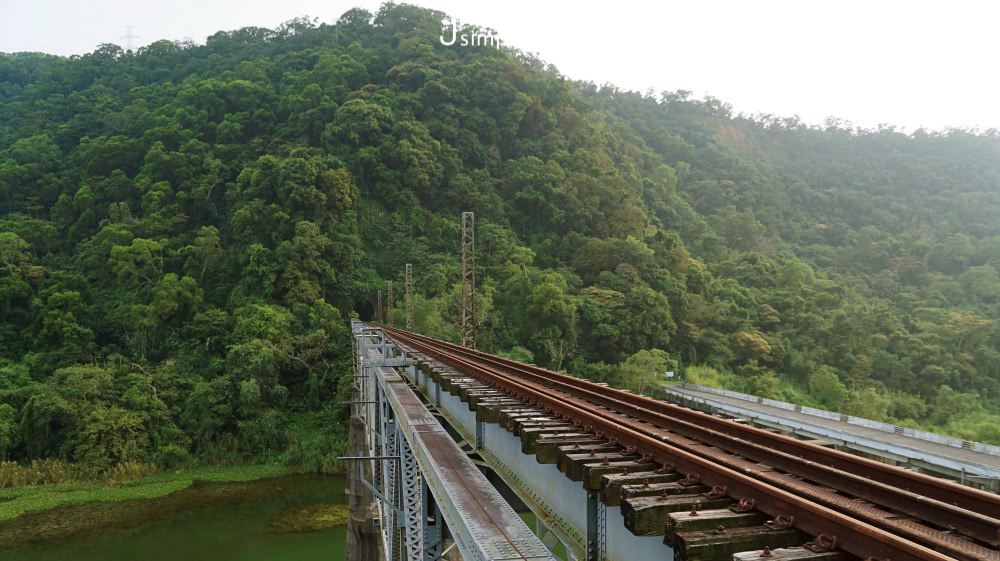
<box><xmin>0</xmin><ymin>474</ymin><xmax>347</xmax><ymax>561</ymax></box>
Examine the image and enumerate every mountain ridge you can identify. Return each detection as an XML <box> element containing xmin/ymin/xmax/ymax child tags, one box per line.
<box><xmin>0</xmin><ymin>3</ymin><xmax>997</xmax><ymax>473</ymax></box>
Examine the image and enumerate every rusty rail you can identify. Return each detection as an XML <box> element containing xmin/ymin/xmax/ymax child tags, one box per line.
<box><xmin>380</xmin><ymin>325</ymin><xmax>1000</xmax><ymax>561</ymax></box>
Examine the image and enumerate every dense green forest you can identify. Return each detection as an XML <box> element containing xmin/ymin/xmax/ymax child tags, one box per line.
<box><xmin>1</xmin><ymin>3</ymin><xmax>999</xmax><ymax>477</ymax></box>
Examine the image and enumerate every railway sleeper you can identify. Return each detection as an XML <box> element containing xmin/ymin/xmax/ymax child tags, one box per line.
<box><xmin>664</xmin><ymin>508</ymin><xmax>768</xmax><ymax>546</ymax></box>
<box><xmin>425</xmin><ymin>365</ymin><xmax>453</xmax><ymax>381</ymax></box>
<box><xmin>490</xmin><ymin>409</ymin><xmax>530</xmax><ymax>428</ymax></box>
<box><xmin>432</xmin><ymin>369</ymin><xmax>464</xmax><ymax>383</ymax></box>
<box><xmin>582</xmin><ymin>458</ymin><xmax>658</xmax><ymax>490</ymax></box>
<box><xmin>732</xmin><ymin>547</ymin><xmax>849</xmax><ymax>561</ymax></box>
<box><xmin>475</xmin><ymin>398</ymin><xmax>523</xmax><ymax>423</ymax></box>
<box><xmin>555</xmin><ymin>442</ymin><xmax>620</xmax><ymax>466</ymax></box>
<box><xmin>457</xmin><ymin>382</ymin><xmax>491</xmax><ymax>401</ymax></box>
<box><xmin>520</xmin><ymin>425</ymin><xmax>578</xmax><ymax>454</ymax></box>
<box><xmin>513</xmin><ymin>420</ymin><xmax>571</xmax><ymax>439</ymax></box>
<box><xmin>534</xmin><ymin>434</ymin><xmax>605</xmax><ymax>464</ymax></box>
<box><xmin>450</xmin><ymin>379</ymin><xmax>481</xmax><ymax>398</ymax></box>
<box><xmin>564</xmin><ymin>452</ymin><xmax>638</xmax><ymax>481</ymax></box>
<box><xmin>673</xmin><ymin>525</ymin><xmax>810</xmax><ymax>561</ymax></box>
<box><xmin>600</xmin><ymin>471</ymin><xmax>681</xmax><ymax>506</ymax></box>
<box><xmin>496</xmin><ymin>408</ymin><xmax>544</xmax><ymax>426</ymax></box>
<box><xmin>623</xmin><ymin>493</ymin><xmax>732</xmax><ymax>535</ymax></box>
<box><xmin>437</xmin><ymin>374</ymin><xmax>472</xmax><ymax>393</ymax></box>
<box><xmin>557</xmin><ymin>448</ymin><xmax>626</xmax><ymax>478</ymax></box>
<box><xmin>623</xmin><ymin>481</ymin><xmax>709</xmax><ymax>502</ymax></box>
<box><xmin>509</xmin><ymin>416</ymin><xmax>567</xmax><ymax>431</ymax></box>
<box><xmin>462</xmin><ymin>388</ymin><xmax>500</xmax><ymax>408</ymax></box>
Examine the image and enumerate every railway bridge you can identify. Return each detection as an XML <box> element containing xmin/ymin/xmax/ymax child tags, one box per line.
<box><xmin>346</xmin><ymin>320</ymin><xmax>1000</xmax><ymax>561</ymax></box>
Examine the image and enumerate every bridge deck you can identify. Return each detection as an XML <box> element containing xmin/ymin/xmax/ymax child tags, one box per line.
<box><xmin>664</xmin><ymin>383</ymin><xmax>1000</xmax><ymax>486</ymax></box>
<box><xmin>377</xmin><ymin>363</ymin><xmax>554</xmax><ymax>561</ymax></box>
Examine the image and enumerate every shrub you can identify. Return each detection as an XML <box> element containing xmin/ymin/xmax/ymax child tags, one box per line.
<box><xmin>155</xmin><ymin>444</ymin><xmax>192</xmax><ymax>469</ymax></box>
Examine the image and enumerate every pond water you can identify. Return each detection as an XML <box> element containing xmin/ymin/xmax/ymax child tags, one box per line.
<box><xmin>0</xmin><ymin>474</ymin><xmax>347</xmax><ymax>561</ymax></box>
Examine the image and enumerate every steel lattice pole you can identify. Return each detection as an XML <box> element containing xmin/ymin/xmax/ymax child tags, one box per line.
<box><xmin>460</xmin><ymin>212</ymin><xmax>477</xmax><ymax>349</ymax></box>
<box><xmin>405</xmin><ymin>263</ymin><xmax>414</xmax><ymax>332</ymax></box>
<box><xmin>386</xmin><ymin>281</ymin><xmax>394</xmax><ymax>326</ymax></box>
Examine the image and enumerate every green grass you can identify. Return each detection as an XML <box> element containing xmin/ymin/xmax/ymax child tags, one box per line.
<box><xmin>0</xmin><ymin>464</ymin><xmax>291</xmax><ymax>522</ymax></box>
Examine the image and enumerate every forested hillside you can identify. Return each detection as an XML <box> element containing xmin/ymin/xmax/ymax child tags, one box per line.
<box><xmin>1</xmin><ymin>3</ymin><xmax>998</xmax><ymax>475</ymax></box>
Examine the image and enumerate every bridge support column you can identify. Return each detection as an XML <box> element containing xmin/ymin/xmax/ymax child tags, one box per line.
<box><xmin>346</xmin><ymin>413</ymin><xmax>382</xmax><ymax>561</ymax></box>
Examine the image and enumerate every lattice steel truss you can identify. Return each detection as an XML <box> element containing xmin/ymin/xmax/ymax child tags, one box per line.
<box><xmin>356</xmin><ymin>325</ymin><xmax>440</xmax><ymax>561</ymax></box>
<box><xmin>387</xmin><ymin>281</ymin><xmax>394</xmax><ymax>326</ymax></box>
<box><xmin>405</xmin><ymin>263</ymin><xmax>414</xmax><ymax>332</ymax></box>
<box><xmin>459</xmin><ymin>212</ymin><xmax>477</xmax><ymax>349</ymax></box>
<box><xmin>377</xmin><ymin>289</ymin><xmax>383</xmax><ymax>323</ymax></box>
<box><xmin>382</xmin><ymin>399</ymin><xmax>398</xmax><ymax>560</ymax></box>
<box><xmin>351</xmin><ymin>322</ymin><xmax>548</xmax><ymax>561</ymax></box>
<box><xmin>400</xmin><ymin>435</ymin><xmax>424</xmax><ymax>559</ymax></box>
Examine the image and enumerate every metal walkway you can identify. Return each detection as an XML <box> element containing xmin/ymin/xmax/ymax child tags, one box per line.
<box><xmin>352</xmin><ymin>322</ymin><xmax>553</xmax><ymax>561</ymax></box>
<box><xmin>664</xmin><ymin>383</ymin><xmax>1000</xmax><ymax>492</ymax></box>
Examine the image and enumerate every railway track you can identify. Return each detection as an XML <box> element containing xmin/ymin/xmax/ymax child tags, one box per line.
<box><xmin>378</xmin><ymin>324</ymin><xmax>1000</xmax><ymax>561</ymax></box>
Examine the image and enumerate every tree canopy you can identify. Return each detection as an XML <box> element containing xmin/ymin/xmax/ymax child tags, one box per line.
<box><xmin>2</xmin><ymin>3</ymin><xmax>999</xmax><ymax>474</ymax></box>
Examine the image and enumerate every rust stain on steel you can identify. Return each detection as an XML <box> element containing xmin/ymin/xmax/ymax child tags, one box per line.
<box><xmin>380</xmin><ymin>326</ymin><xmax>997</xmax><ymax>561</ymax></box>
<box><xmin>383</xmin><ymin>328</ymin><xmax>1000</xmax><ymax>535</ymax></box>
<box><xmin>380</xmin><ymin>366</ymin><xmax>553</xmax><ymax>561</ymax></box>
<box><xmin>380</xmin><ymin>323</ymin><xmax>999</xmax><ymax>528</ymax></box>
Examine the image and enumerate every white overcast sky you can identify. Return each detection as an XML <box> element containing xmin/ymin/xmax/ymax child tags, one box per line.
<box><xmin>1</xmin><ymin>0</ymin><xmax>997</xmax><ymax>132</ymax></box>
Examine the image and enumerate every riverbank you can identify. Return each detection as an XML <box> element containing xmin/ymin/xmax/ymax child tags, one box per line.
<box><xmin>0</xmin><ymin>464</ymin><xmax>292</xmax><ymax>524</ymax></box>
<box><xmin>0</xmin><ymin>471</ymin><xmax>346</xmax><ymax>560</ymax></box>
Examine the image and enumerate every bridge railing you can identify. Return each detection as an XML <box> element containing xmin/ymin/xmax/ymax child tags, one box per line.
<box><xmin>678</xmin><ymin>383</ymin><xmax>1000</xmax><ymax>458</ymax></box>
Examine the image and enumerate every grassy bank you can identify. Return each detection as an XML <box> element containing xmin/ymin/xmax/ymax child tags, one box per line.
<box><xmin>0</xmin><ymin>464</ymin><xmax>291</xmax><ymax>523</ymax></box>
